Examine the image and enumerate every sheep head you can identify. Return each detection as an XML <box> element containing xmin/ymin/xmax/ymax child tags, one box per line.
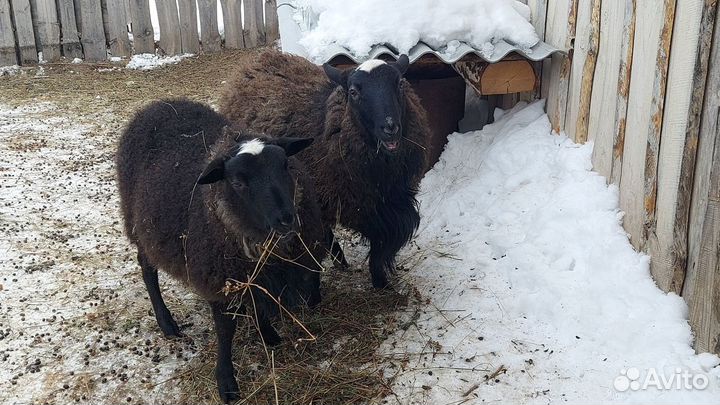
<box><xmin>198</xmin><ymin>135</ymin><xmax>314</xmax><ymax>238</ymax></box>
<box><xmin>323</xmin><ymin>54</ymin><xmax>410</xmax><ymax>155</ymax></box>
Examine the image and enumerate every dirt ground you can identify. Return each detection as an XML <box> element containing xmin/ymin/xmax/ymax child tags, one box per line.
<box><xmin>0</xmin><ymin>51</ymin><xmax>414</xmax><ymax>405</ymax></box>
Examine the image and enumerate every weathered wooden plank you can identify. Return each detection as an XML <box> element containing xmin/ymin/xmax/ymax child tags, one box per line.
<box><xmin>76</xmin><ymin>0</ymin><xmax>107</xmax><ymax>61</ymax></box>
<box><xmin>543</xmin><ymin>0</ymin><xmax>578</xmax><ymax>133</ymax></box>
<box><xmin>29</xmin><ymin>0</ymin><xmax>60</xmax><ymax>61</ymax></box>
<box><xmin>243</xmin><ymin>0</ymin><xmax>265</xmax><ymax>48</ymax></box>
<box><xmin>609</xmin><ymin>0</ymin><xmax>636</xmax><ymax>186</ymax></box>
<box><xmin>618</xmin><ymin>0</ymin><xmax>675</xmax><ymax>250</ymax></box>
<box><xmin>680</xmin><ymin>0</ymin><xmax>718</xmax><ymax>302</ymax></box>
<box><xmin>686</xmin><ymin>0</ymin><xmax>720</xmax><ymax>354</ymax></box>
<box><xmin>129</xmin><ymin>0</ymin><xmax>154</xmax><ymax>54</ymax></box>
<box><xmin>455</xmin><ymin>60</ymin><xmax>537</xmax><ymax>95</ymax></box>
<box><xmin>156</xmin><ymin>0</ymin><xmax>182</xmax><ymax>55</ymax></box>
<box><xmin>221</xmin><ymin>0</ymin><xmax>243</xmax><ymax>49</ymax></box>
<box><xmin>588</xmin><ymin>0</ymin><xmax>631</xmax><ymax>179</ymax></box>
<box><xmin>564</xmin><ymin>0</ymin><xmax>598</xmax><ymax>142</ymax></box>
<box><xmin>0</xmin><ymin>0</ymin><xmax>17</xmax><ymax>65</ymax></box>
<box><xmin>103</xmin><ymin>0</ymin><xmax>131</xmax><ymax>56</ymax></box>
<box><xmin>10</xmin><ymin>0</ymin><xmax>37</xmax><ymax>64</ymax></box>
<box><xmin>264</xmin><ymin>0</ymin><xmax>279</xmax><ymax>44</ymax></box>
<box><xmin>178</xmin><ymin>0</ymin><xmax>199</xmax><ymax>53</ymax></box>
<box><xmin>647</xmin><ymin>0</ymin><xmax>703</xmax><ymax>294</ymax></box>
<box><xmin>527</xmin><ymin>0</ymin><xmax>549</xmax><ymax>39</ymax></box>
<box><xmin>56</xmin><ymin>0</ymin><xmax>82</xmax><ymax>59</ymax></box>
<box><xmin>197</xmin><ymin>0</ymin><xmax>221</xmax><ymax>52</ymax></box>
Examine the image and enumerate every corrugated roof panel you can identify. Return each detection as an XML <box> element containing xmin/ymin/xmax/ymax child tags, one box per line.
<box><xmin>323</xmin><ymin>40</ymin><xmax>562</xmax><ymax>65</ymax></box>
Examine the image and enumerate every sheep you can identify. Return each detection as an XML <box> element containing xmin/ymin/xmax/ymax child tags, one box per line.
<box><xmin>219</xmin><ymin>50</ymin><xmax>430</xmax><ymax>289</ymax></box>
<box><xmin>115</xmin><ymin>99</ymin><xmax>325</xmax><ymax>403</ymax></box>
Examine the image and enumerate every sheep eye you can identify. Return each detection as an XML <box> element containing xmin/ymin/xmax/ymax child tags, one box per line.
<box><xmin>349</xmin><ymin>88</ymin><xmax>359</xmax><ymax>99</ymax></box>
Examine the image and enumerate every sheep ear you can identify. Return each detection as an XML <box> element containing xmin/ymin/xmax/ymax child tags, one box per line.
<box><xmin>323</xmin><ymin>63</ymin><xmax>348</xmax><ymax>88</ymax></box>
<box><xmin>392</xmin><ymin>54</ymin><xmax>409</xmax><ymax>75</ymax></box>
<box><xmin>198</xmin><ymin>157</ymin><xmax>225</xmax><ymax>184</ymax></box>
<box><xmin>275</xmin><ymin>137</ymin><xmax>314</xmax><ymax>157</ymax></box>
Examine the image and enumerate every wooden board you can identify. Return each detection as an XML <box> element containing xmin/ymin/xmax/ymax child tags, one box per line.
<box><xmin>29</xmin><ymin>0</ymin><xmax>60</xmax><ymax>61</ymax></box>
<box><xmin>129</xmin><ymin>0</ymin><xmax>154</xmax><ymax>54</ymax></box>
<box><xmin>543</xmin><ymin>0</ymin><xmax>578</xmax><ymax>133</ymax></box>
<box><xmin>647</xmin><ymin>0</ymin><xmax>703</xmax><ymax>294</ymax></box>
<box><xmin>0</xmin><ymin>0</ymin><xmax>17</xmax><ymax>65</ymax></box>
<box><xmin>155</xmin><ymin>0</ymin><xmax>181</xmax><ymax>55</ymax></box>
<box><xmin>618</xmin><ymin>0</ymin><xmax>675</xmax><ymax>250</ymax></box>
<box><xmin>221</xmin><ymin>0</ymin><xmax>243</xmax><ymax>49</ymax></box>
<box><xmin>10</xmin><ymin>0</ymin><xmax>37</xmax><ymax>64</ymax></box>
<box><xmin>243</xmin><ymin>0</ymin><xmax>265</xmax><ymax>48</ymax></box>
<box><xmin>77</xmin><ymin>0</ymin><xmax>107</xmax><ymax>61</ymax></box>
<box><xmin>265</xmin><ymin>0</ymin><xmax>279</xmax><ymax>44</ymax></box>
<box><xmin>685</xmin><ymin>0</ymin><xmax>720</xmax><ymax>354</ymax></box>
<box><xmin>104</xmin><ymin>0</ymin><xmax>131</xmax><ymax>56</ymax></box>
<box><xmin>197</xmin><ymin>0</ymin><xmax>221</xmax><ymax>52</ymax></box>
<box><xmin>178</xmin><ymin>0</ymin><xmax>199</xmax><ymax>53</ymax></box>
<box><xmin>564</xmin><ymin>0</ymin><xmax>600</xmax><ymax>143</ymax></box>
<box><xmin>56</xmin><ymin>0</ymin><xmax>83</xmax><ymax>59</ymax></box>
<box><xmin>588</xmin><ymin>0</ymin><xmax>633</xmax><ymax>179</ymax></box>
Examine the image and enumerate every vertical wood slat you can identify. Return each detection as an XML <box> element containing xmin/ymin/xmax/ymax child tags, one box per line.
<box><xmin>177</xmin><ymin>0</ymin><xmax>199</xmax><ymax>53</ymax></box>
<box><xmin>29</xmin><ymin>0</ymin><xmax>60</xmax><ymax>61</ymax></box>
<box><xmin>129</xmin><ymin>0</ymin><xmax>154</xmax><ymax>54</ymax></box>
<box><xmin>0</xmin><ymin>0</ymin><xmax>17</xmax><ymax>65</ymax></box>
<box><xmin>564</xmin><ymin>0</ymin><xmax>600</xmax><ymax>143</ymax></box>
<box><xmin>609</xmin><ymin>0</ymin><xmax>636</xmax><ymax>186</ymax></box>
<box><xmin>103</xmin><ymin>0</ymin><xmax>131</xmax><ymax>56</ymax></box>
<box><xmin>56</xmin><ymin>0</ymin><xmax>82</xmax><ymax>59</ymax></box>
<box><xmin>543</xmin><ymin>0</ymin><xmax>578</xmax><ymax>134</ymax></box>
<box><xmin>156</xmin><ymin>0</ymin><xmax>181</xmax><ymax>55</ymax></box>
<box><xmin>618</xmin><ymin>0</ymin><xmax>675</xmax><ymax>250</ymax></box>
<box><xmin>588</xmin><ymin>0</ymin><xmax>633</xmax><ymax>179</ymax></box>
<box><xmin>221</xmin><ymin>0</ymin><xmax>244</xmax><ymax>49</ymax></box>
<box><xmin>648</xmin><ymin>0</ymin><xmax>704</xmax><ymax>294</ymax></box>
<box><xmin>76</xmin><ymin>0</ymin><xmax>107</xmax><ymax>61</ymax></box>
<box><xmin>197</xmin><ymin>0</ymin><xmax>221</xmax><ymax>52</ymax></box>
<box><xmin>686</xmin><ymin>0</ymin><xmax>720</xmax><ymax>354</ymax></box>
<box><xmin>264</xmin><ymin>0</ymin><xmax>279</xmax><ymax>44</ymax></box>
<box><xmin>10</xmin><ymin>0</ymin><xmax>37</xmax><ymax>64</ymax></box>
<box><xmin>523</xmin><ymin>0</ymin><xmax>548</xmax><ymax>101</ymax></box>
<box><xmin>243</xmin><ymin>0</ymin><xmax>265</xmax><ymax>47</ymax></box>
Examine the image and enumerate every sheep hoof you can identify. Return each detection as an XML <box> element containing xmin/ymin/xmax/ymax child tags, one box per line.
<box><xmin>371</xmin><ymin>275</ymin><xmax>389</xmax><ymax>289</ymax></box>
<box><xmin>157</xmin><ymin>314</ymin><xmax>182</xmax><ymax>338</ymax></box>
<box><xmin>260</xmin><ymin>324</ymin><xmax>282</xmax><ymax>346</ymax></box>
<box><xmin>216</xmin><ymin>371</ymin><xmax>239</xmax><ymax>404</ymax></box>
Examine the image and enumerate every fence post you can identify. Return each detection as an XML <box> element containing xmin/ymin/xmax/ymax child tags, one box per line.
<box><xmin>10</xmin><ymin>0</ymin><xmax>38</xmax><ymax>64</ymax></box>
<box><xmin>265</xmin><ymin>0</ymin><xmax>279</xmax><ymax>44</ymax></box>
<box><xmin>221</xmin><ymin>0</ymin><xmax>244</xmax><ymax>49</ymax></box>
<box><xmin>129</xmin><ymin>0</ymin><xmax>154</xmax><ymax>54</ymax></box>
<box><xmin>29</xmin><ymin>0</ymin><xmax>60</xmax><ymax>61</ymax></box>
<box><xmin>156</xmin><ymin>0</ymin><xmax>182</xmax><ymax>55</ymax></box>
<box><xmin>244</xmin><ymin>0</ymin><xmax>265</xmax><ymax>47</ymax></box>
<box><xmin>177</xmin><ymin>0</ymin><xmax>199</xmax><ymax>53</ymax></box>
<box><xmin>56</xmin><ymin>0</ymin><xmax>83</xmax><ymax>59</ymax></box>
<box><xmin>103</xmin><ymin>0</ymin><xmax>131</xmax><ymax>57</ymax></box>
<box><xmin>197</xmin><ymin>0</ymin><xmax>221</xmax><ymax>52</ymax></box>
<box><xmin>0</xmin><ymin>0</ymin><xmax>17</xmax><ymax>65</ymax></box>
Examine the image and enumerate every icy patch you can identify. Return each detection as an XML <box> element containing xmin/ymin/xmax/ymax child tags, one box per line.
<box><xmin>0</xmin><ymin>65</ymin><xmax>20</xmax><ymax>76</ymax></box>
<box><xmin>126</xmin><ymin>53</ymin><xmax>194</xmax><ymax>71</ymax></box>
<box><xmin>380</xmin><ymin>101</ymin><xmax>720</xmax><ymax>404</ymax></box>
<box><xmin>71</xmin><ymin>57</ymin><xmax>83</xmax><ymax>64</ymax></box>
<box><xmin>295</xmin><ymin>0</ymin><xmax>540</xmax><ymax>62</ymax></box>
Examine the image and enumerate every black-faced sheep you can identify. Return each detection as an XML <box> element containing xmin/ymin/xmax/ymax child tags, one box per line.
<box><xmin>219</xmin><ymin>50</ymin><xmax>430</xmax><ymax>288</ymax></box>
<box><xmin>115</xmin><ymin>99</ymin><xmax>325</xmax><ymax>403</ymax></box>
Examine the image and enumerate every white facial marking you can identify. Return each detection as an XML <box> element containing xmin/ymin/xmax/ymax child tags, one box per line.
<box><xmin>237</xmin><ymin>139</ymin><xmax>265</xmax><ymax>156</ymax></box>
<box><xmin>356</xmin><ymin>59</ymin><xmax>386</xmax><ymax>73</ymax></box>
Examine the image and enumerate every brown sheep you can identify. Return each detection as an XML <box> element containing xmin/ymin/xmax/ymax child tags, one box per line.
<box><xmin>116</xmin><ymin>99</ymin><xmax>325</xmax><ymax>403</ymax></box>
<box><xmin>219</xmin><ymin>50</ymin><xmax>430</xmax><ymax>288</ymax></box>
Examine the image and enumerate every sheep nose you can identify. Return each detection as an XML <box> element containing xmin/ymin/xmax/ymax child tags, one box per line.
<box><xmin>279</xmin><ymin>213</ymin><xmax>295</xmax><ymax>227</ymax></box>
<box><xmin>383</xmin><ymin>123</ymin><xmax>399</xmax><ymax>135</ymax></box>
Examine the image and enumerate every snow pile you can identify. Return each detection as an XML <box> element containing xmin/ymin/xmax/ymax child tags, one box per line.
<box><xmin>295</xmin><ymin>0</ymin><xmax>540</xmax><ymax>62</ymax></box>
<box><xmin>126</xmin><ymin>53</ymin><xmax>194</xmax><ymax>70</ymax></box>
<box><xmin>381</xmin><ymin>101</ymin><xmax>720</xmax><ymax>404</ymax></box>
<box><xmin>0</xmin><ymin>65</ymin><xmax>20</xmax><ymax>76</ymax></box>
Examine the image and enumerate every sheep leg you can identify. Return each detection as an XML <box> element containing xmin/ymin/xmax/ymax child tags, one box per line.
<box><xmin>210</xmin><ymin>301</ymin><xmax>240</xmax><ymax>404</ymax></box>
<box><xmin>326</xmin><ymin>230</ymin><xmax>349</xmax><ymax>269</ymax></box>
<box><xmin>138</xmin><ymin>251</ymin><xmax>181</xmax><ymax>337</ymax></box>
<box><xmin>368</xmin><ymin>240</ymin><xmax>390</xmax><ymax>289</ymax></box>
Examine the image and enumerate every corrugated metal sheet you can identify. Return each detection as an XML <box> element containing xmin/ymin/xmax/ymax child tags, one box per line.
<box><xmin>322</xmin><ymin>40</ymin><xmax>561</xmax><ymax>65</ymax></box>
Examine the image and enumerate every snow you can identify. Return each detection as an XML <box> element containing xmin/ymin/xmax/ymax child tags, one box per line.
<box><xmin>380</xmin><ymin>100</ymin><xmax>720</xmax><ymax>404</ymax></box>
<box><xmin>0</xmin><ymin>65</ymin><xmax>20</xmax><ymax>76</ymax></box>
<box><xmin>294</xmin><ymin>0</ymin><xmax>540</xmax><ymax>62</ymax></box>
<box><xmin>125</xmin><ymin>53</ymin><xmax>194</xmax><ymax>70</ymax></box>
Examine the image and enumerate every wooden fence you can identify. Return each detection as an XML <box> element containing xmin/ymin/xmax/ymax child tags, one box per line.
<box><xmin>0</xmin><ymin>0</ymin><xmax>279</xmax><ymax>66</ymax></box>
<box><xmin>531</xmin><ymin>0</ymin><xmax>720</xmax><ymax>354</ymax></box>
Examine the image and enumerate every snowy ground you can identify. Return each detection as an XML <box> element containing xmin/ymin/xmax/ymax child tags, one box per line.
<box><xmin>380</xmin><ymin>101</ymin><xmax>720</xmax><ymax>404</ymax></box>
